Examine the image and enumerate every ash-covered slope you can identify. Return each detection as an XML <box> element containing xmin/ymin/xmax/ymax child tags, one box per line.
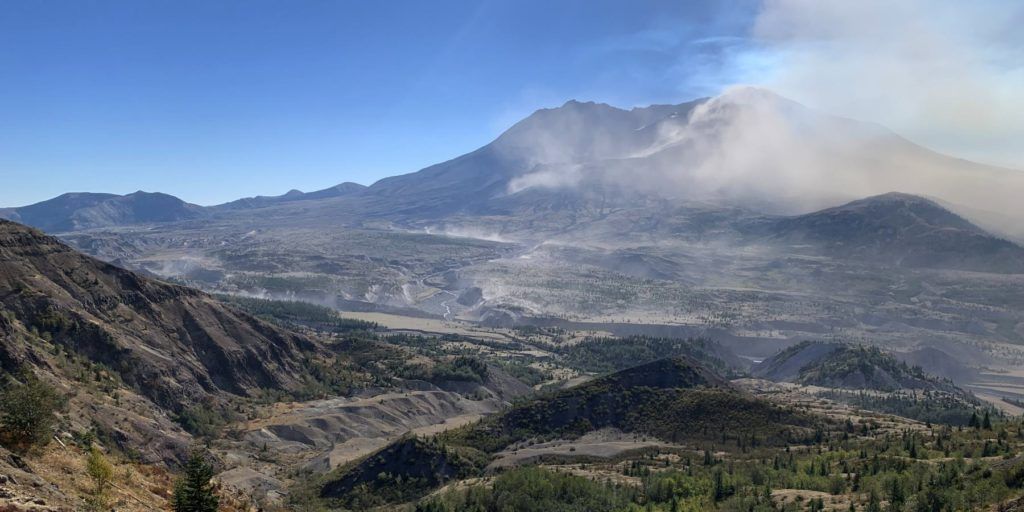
<box><xmin>0</xmin><ymin>191</ymin><xmax>205</xmax><ymax>232</ymax></box>
<box><xmin>334</xmin><ymin>87</ymin><xmax>1024</xmax><ymax>232</ymax></box>
<box><xmin>753</xmin><ymin>341</ymin><xmax>962</xmax><ymax>393</ymax></box>
<box><xmin>357</xmin><ymin>99</ymin><xmax>707</xmax><ymax>217</ymax></box>
<box><xmin>212</xmin><ymin>181</ymin><xmax>367</xmax><ymax>211</ymax></box>
<box><xmin>765</xmin><ymin>193</ymin><xmax>1024</xmax><ymax>272</ymax></box>
<box><xmin>11</xmin><ymin>88</ymin><xmax>1024</xmax><ymax>237</ymax></box>
<box><xmin>896</xmin><ymin>346</ymin><xmax>979</xmax><ymax>384</ymax></box>
<box><xmin>0</xmin><ymin>218</ymin><xmax>317</xmax><ymax>411</ymax></box>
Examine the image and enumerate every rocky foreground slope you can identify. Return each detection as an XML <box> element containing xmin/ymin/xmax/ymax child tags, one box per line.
<box><xmin>0</xmin><ymin>219</ymin><xmax>317</xmax><ymax>410</ymax></box>
<box><xmin>0</xmin><ymin>218</ymin><xmax>327</xmax><ymax>471</ymax></box>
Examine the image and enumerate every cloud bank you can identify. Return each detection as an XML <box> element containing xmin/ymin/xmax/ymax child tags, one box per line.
<box><xmin>747</xmin><ymin>0</ymin><xmax>1024</xmax><ymax>170</ymax></box>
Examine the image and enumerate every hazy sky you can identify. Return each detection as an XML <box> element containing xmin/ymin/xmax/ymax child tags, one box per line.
<box><xmin>1</xmin><ymin>0</ymin><xmax>1021</xmax><ymax>206</ymax></box>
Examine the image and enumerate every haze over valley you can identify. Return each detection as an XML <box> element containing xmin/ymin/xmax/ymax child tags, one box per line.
<box><xmin>10</xmin><ymin>89</ymin><xmax>1024</xmax><ymax>365</ymax></box>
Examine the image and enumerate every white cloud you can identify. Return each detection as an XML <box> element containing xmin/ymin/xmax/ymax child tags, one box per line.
<box><xmin>747</xmin><ymin>0</ymin><xmax>1024</xmax><ymax>169</ymax></box>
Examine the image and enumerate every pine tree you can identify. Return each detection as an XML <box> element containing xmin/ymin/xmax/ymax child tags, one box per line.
<box><xmin>713</xmin><ymin>469</ymin><xmax>729</xmax><ymax>502</ymax></box>
<box><xmin>0</xmin><ymin>373</ymin><xmax>63</xmax><ymax>452</ymax></box>
<box><xmin>983</xmin><ymin>410</ymin><xmax>993</xmax><ymax>430</ymax></box>
<box><xmin>84</xmin><ymin>445</ymin><xmax>113</xmax><ymax>512</ymax></box>
<box><xmin>172</xmin><ymin>449</ymin><xmax>220</xmax><ymax>512</ymax></box>
<box><xmin>888</xmin><ymin>477</ymin><xmax>905</xmax><ymax>508</ymax></box>
<box><xmin>866</xmin><ymin>490</ymin><xmax>882</xmax><ymax>512</ymax></box>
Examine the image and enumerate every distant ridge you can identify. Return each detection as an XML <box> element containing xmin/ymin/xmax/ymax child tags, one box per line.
<box><xmin>753</xmin><ymin>341</ymin><xmax>963</xmax><ymax>393</ymax></box>
<box><xmin>765</xmin><ymin>192</ymin><xmax>1024</xmax><ymax>272</ymax></box>
<box><xmin>213</xmin><ymin>181</ymin><xmax>367</xmax><ymax>210</ymax></box>
<box><xmin>0</xmin><ymin>182</ymin><xmax>369</xmax><ymax>232</ymax></box>
<box><xmin>0</xmin><ymin>190</ymin><xmax>205</xmax><ymax>232</ymax></box>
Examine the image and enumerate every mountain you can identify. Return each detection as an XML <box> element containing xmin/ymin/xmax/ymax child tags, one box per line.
<box><xmin>0</xmin><ymin>182</ymin><xmax>370</xmax><ymax>234</ymax></box>
<box><xmin>764</xmin><ymin>192</ymin><xmax>1024</xmax><ymax>272</ymax></box>
<box><xmin>10</xmin><ymin>88</ymin><xmax>1024</xmax><ymax>235</ymax></box>
<box><xmin>338</xmin><ymin>87</ymin><xmax>1024</xmax><ymax>231</ymax></box>
<box><xmin>358</xmin><ymin>98</ymin><xmax>707</xmax><ymax>218</ymax></box>
<box><xmin>0</xmin><ymin>191</ymin><xmax>205</xmax><ymax>233</ymax></box>
<box><xmin>212</xmin><ymin>181</ymin><xmax>367</xmax><ymax>211</ymax></box>
<box><xmin>753</xmin><ymin>341</ymin><xmax>961</xmax><ymax>393</ymax></box>
<box><xmin>9</xmin><ymin>89</ymin><xmax>1024</xmax><ymax>364</ymax></box>
<box><xmin>10</xmin><ymin>88</ymin><xmax>1024</xmax><ymax>234</ymax></box>
<box><xmin>0</xmin><ymin>218</ymin><xmax>317</xmax><ymax>413</ymax></box>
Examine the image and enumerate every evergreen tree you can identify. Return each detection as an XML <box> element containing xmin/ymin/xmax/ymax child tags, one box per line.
<box><xmin>983</xmin><ymin>410</ymin><xmax>993</xmax><ymax>430</ymax></box>
<box><xmin>712</xmin><ymin>469</ymin><xmax>730</xmax><ymax>502</ymax></box>
<box><xmin>866</xmin><ymin>490</ymin><xmax>882</xmax><ymax>512</ymax></box>
<box><xmin>415</xmin><ymin>500</ymin><xmax>448</xmax><ymax>512</ymax></box>
<box><xmin>172</xmin><ymin>449</ymin><xmax>220</xmax><ymax>512</ymax></box>
<box><xmin>84</xmin><ymin>445</ymin><xmax>113</xmax><ymax>512</ymax></box>
<box><xmin>968</xmin><ymin>411</ymin><xmax>980</xmax><ymax>429</ymax></box>
<box><xmin>888</xmin><ymin>477</ymin><xmax>905</xmax><ymax>508</ymax></box>
<box><xmin>0</xmin><ymin>373</ymin><xmax>63</xmax><ymax>452</ymax></box>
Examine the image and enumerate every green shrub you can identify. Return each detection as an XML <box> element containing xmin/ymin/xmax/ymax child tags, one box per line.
<box><xmin>0</xmin><ymin>373</ymin><xmax>63</xmax><ymax>452</ymax></box>
<box><xmin>84</xmin><ymin>445</ymin><xmax>114</xmax><ymax>511</ymax></box>
<box><xmin>175</xmin><ymin>403</ymin><xmax>231</xmax><ymax>438</ymax></box>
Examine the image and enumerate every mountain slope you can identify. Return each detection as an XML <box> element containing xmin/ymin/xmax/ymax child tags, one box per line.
<box><xmin>753</xmin><ymin>341</ymin><xmax>961</xmax><ymax>393</ymax></box>
<box><xmin>359</xmin><ymin>99</ymin><xmax>707</xmax><ymax>218</ymax></box>
<box><xmin>323</xmin><ymin>87</ymin><xmax>1024</xmax><ymax>231</ymax></box>
<box><xmin>0</xmin><ymin>218</ymin><xmax>317</xmax><ymax>411</ymax></box>
<box><xmin>212</xmin><ymin>182</ymin><xmax>367</xmax><ymax>211</ymax></box>
<box><xmin>444</xmin><ymin>356</ymin><xmax>813</xmax><ymax>453</ymax></box>
<box><xmin>313</xmin><ymin>356</ymin><xmax>824</xmax><ymax>508</ymax></box>
<box><xmin>11</xmin><ymin>89</ymin><xmax>1024</xmax><ymax>238</ymax></box>
<box><xmin>765</xmin><ymin>193</ymin><xmax>1024</xmax><ymax>272</ymax></box>
<box><xmin>0</xmin><ymin>191</ymin><xmax>205</xmax><ymax>232</ymax></box>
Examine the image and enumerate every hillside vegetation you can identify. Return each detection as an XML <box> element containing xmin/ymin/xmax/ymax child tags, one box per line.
<box><xmin>755</xmin><ymin>341</ymin><xmax>961</xmax><ymax>393</ymax></box>
<box><xmin>308</xmin><ymin>357</ymin><xmax>828</xmax><ymax>508</ymax></box>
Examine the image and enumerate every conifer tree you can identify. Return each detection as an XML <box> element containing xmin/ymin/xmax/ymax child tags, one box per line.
<box><xmin>84</xmin><ymin>445</ymin><xmax>113</xmax><ymax>512</ymax></box>
<box><xmin>969</xmin><ymin>411</ymin><xmax>980</xmax><ymax>428</ymax></box>
<box><xmin>172</xmin><ymin>449</ymin><xmax>220</xmax><ymax>512</ymax></box>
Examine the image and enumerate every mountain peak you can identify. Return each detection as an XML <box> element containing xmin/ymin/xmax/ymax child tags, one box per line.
<box><xmin>0</xmin><ymin>190</ymin><xmax>202</xmax><ymax>232</ymax></box>
<box><xmin>560</xmin><ymin>99</ymin><xmax>600</xmax><ymax>108</ymax></box>
<box><xmin>715</xmin><ymin>85</ymin><xmax>790</xmax><ymax>103</ymax></box>
<box><xmin>769</xmin><ymin>191</ymin><xmax>1024</xmax><ymax>272</ymax></box>
<box><xmin>827</xmin><ymin>192</ymin><xmax>969</xmax><ymax>226</ymax></box>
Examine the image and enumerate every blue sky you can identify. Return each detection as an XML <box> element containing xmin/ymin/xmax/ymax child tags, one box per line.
<box><xmin>0</xmin><ymin>0</ymin><xmax>758</xmax><ymax>206</ymax></box>
<box><xmin>3</xmin><ymin>1</ymin><xmax>1021</xmax><ymax>207</ymax></box>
